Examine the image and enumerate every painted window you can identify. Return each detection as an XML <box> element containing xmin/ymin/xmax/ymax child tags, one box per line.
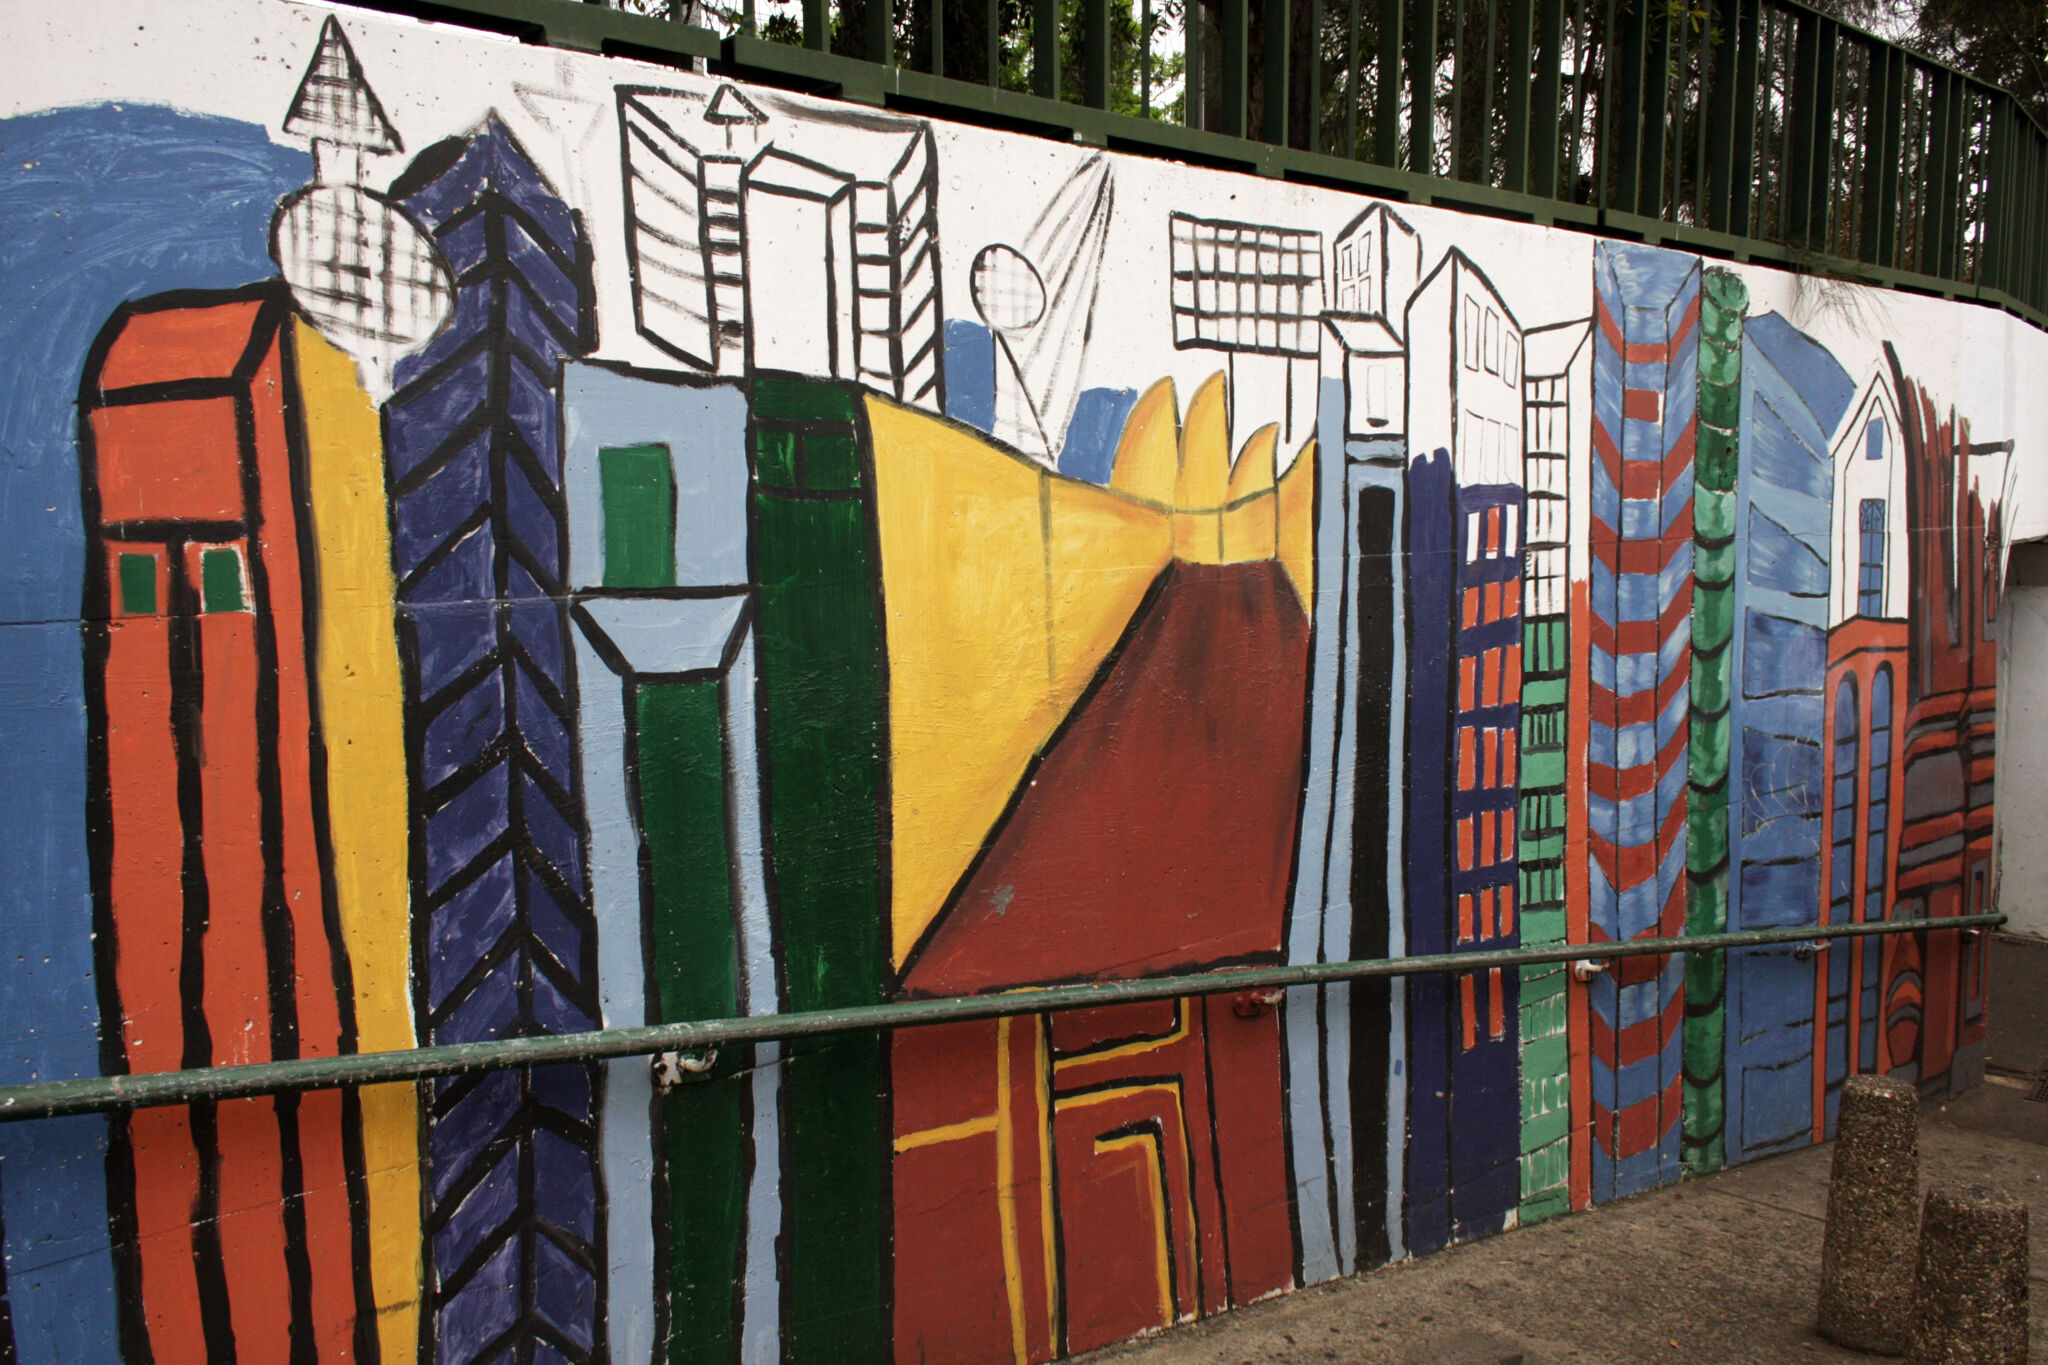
<box><xmin>1858</xmin><ymin>498</ymin><xmax>1886</xmax><ymax>616</ymax></box>
<box><xmin>1483</xmin><ymin>307</ymin><xmax>1501</xmax><ymax>374</ymax></box>
<box><xmin>1465</xmin><ymin>298</ymin><xmax>1482</xmax><ymax>368</ymax></box>
<box><xmin>1865</xmin><ymin>666</ymin><xmax>1892</xmax><ymax>863</ymax></box>
<box><xmin>1829</xmin><ymin>676</ymin><xmax>1859</xmax><ymax>926</ymax></box>
<box><xmin>117</xmin><ymin>550</ymin><xmax>158</xmax><ymax>616</ymax></box>
<box><xmin>200</xmin><ymin>547</ymin><xmax>246</xmax><ymax>614</ymax></box>
<box><xmin>1865</xmin><ymin>418</ymin><xmax>1884</xmax><ymax>461</ymax></box>
<box><xmin>601</xmin><ymin>444</ymin><xmax>678</xmax><ymax>589</ymax></box>
<box><xmin>1864</xmin><ymin>665</ymin><xmax>1892</xmax><ymax>951</ymax></box>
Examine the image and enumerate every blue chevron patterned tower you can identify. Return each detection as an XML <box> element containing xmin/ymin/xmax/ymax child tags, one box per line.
<box><xmin>382</xmin><ymin>117</ymin><xmax>603</xmax><ymax>1364</ymax></box>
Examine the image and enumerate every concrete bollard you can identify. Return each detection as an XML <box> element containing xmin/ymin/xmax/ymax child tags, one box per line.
<box><xmin>1906</xmin><ymin>1185</ymin><xmax>2031</xmax><ymax>1365</ymax></box>
<box><xmin>1818</xmin><ymin>1073</ymin><xmax>1920</xmax><ymax>1354</ymax></box>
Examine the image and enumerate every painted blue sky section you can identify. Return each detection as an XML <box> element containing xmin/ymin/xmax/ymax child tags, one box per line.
<box><xmin>1060</xmin><ymin>387</ymin><xmax>1138</xmax><ymax>484</ymax></box>
<box><xmin>0</xmin><ymin>102</ymin><xmax>308</xmax><ymax>1365</ymax></box>
<box><xmin>943</xmin><ymin>319</ymin><xmax>995</xmax><ymax>434</ymax></box>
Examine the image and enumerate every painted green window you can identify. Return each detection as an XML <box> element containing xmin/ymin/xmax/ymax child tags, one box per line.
<box><xmin>117</xmin><ymin>552</ymin><xmax>157</xmax><ymax>615</ymax></box>
<box><xmin>600</xmin><ymin>444</ymin><xmax>677</xmax><ymax>589</ymax></box>
<box><xmin>201</xmin><ymin>548</ymin><xmax>245</xmax><ymax>613</ymax></box>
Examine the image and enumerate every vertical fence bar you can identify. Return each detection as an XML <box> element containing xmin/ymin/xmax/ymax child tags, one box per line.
<box><xmin>1141</xmin><ymin>0</ymin><xmax>1154</xmax><ymax>114</ymax></box>
<box><xmin>930</xmin><ymin>0</ymin><xmax>945</xmax><ymax>77</ymax></box>
<box><xmin>1876</xmin><ymin>39</ymin><xmax>1905</xmax><ymax>267</ymax></box>
<box><xmin>1687</xmin><ymin>15</ymin><xmax>1706</xmax><ymax>229</ymax></box>
<box><xmin>1638</xmin><ymin>0</ymin><xmax>1668</xmax><ymax>217</ymax></box>
<box><xmin>1590</xmin><ymin>0</ymin><xmax>1611</xmax><ymax>208</ymax></box>
<box><xmin>1835</xmin><ymin>42</ymin><xmax>1857</xmax><ymax>256</ymax></box>
<box><xmin>1811</xmin><ymin>18</ymin><xmax>1838</xmax><ymax>248</ymax></box>
<box><xmin>1982</xmin><ymin>96</ymin><xmax>2012</xmax><ymax>292</ymax></box>
<box><xmin>1922</xmin><ymin>68</ymin><xmax>1957</xmax><ymax>278</ymax></box>
<box><xmin>1375</xmin><ymin>0</ymin><xmax>1403</xmax><ymax>164</ymax></box>
<box><xmin>1858</xmin><ymin>40</ymin><xmax>1890</xmax><ymax>264</ymax></box>
<box><xmin>1189</xmin><ymin>1</ymin><xmax>1206</xmax><ymax>127</ymax></box>
<box><xmin>1263</xmin><ymin>0</ymin><xmax>1291</xmax><ymax>142</ymax></box>
<box><xmin>742</xmin><ymin>0</ymin><xmax>757</xmax><ymax>38</ymax></box>
<box><xmin>1306</xmin><ymin>0</ymin><xmax>1324</xmax><ymax>152</ymax></box>
<box><xmin>869</xmin><ymin>0</ymin><xmax>894</xmax><ymax>63</ymax></box>
<box><xmin>1480</xmin><ymin>0</ymin><xmax>1501</xmax><ymax>183</ymax></box>
<box><xmin>2026</xmin><ymin>131</ymin><xmax>2042</xmax><ymax>307</ymax></box>
<box><xmin>1726</xmin><ymin>0</ymin><xmax>1759</xmax><ymax>236</ymax></box>
<box><xmin>1448</xmin><ymin>0</ymin><xmax>1467</xmax><ymax>178</ymax></box>
<box><xmin>1564</xmin><ymin>0</ymin><xmax>1593</xmax><ymax>204</ymax></box>
<box><xmin>1219</xmin><ymin>0</ymin><xmax>1248</xmax><ymax>135</ymax></box>
<box><xmin>1783</xmin><ymin>8</ymin><xmax>1819</xmax><ymax>246</ymax></box>
<box><xmin>986</xmin><ymin>0</ymin><xmax>1000</xmax><ymax>87</ymax></box>
<box><xmin>1941</xmin><ymin>76</ymin><xmax>1968</xmax><ymax>278</ymax></box>
<box><xmin>2033</xmin><ymin>131</ymin><xmax>2048</xmax><ymax>308</ymax></box>
<box><xmin>805</xmin><ymin>0</ymin><xmax>827</xmax><ymax>51</ymax></box>
<box><xmin>1345</xmin><ymin>0</ymin><xmax>1362</xmax><ymax>157</ymax></box>
<box><xmin>1503</xmin><ymin>0</ymin><xmax>1533</xmax><ymax>193</ymax></box>
<box><xmin>1671</xmin><ymin>1</ymin><xmax>1688</xmax><ymax>221</ymax></box>
<box><xmin>1408</xmin><ymin>0</ymin><xmax>1437</xmax><ymax>172</ymax></box>
<box><xmin>1034</xmin><ymin>0</ymin><xmax>1060</xmax><ymax>97</ymax></box>
<box><xmin>2022</xmin><ymin>132</ymin><xmax>2035</xmax><ymax>305</ymax></box>
<box><xmin>1084</xmin><ymin>0</ymin><xmax>1110</xmax><ymax>107</ymax></box>
<box><xmin>1610</xmin><ymin>0</ymin><xmax>1647</xmax><ymax>215</ymax></box>
<box><xmin>1528</xmin><ymin>0</ymin><xmax>1562</xmax><ymax>198</ymax></box>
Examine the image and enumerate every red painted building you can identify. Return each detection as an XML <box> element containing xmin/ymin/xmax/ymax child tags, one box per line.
<box><xmin>1815</xmin><ymin>348</ymin><xmax>2005</xmax><ymax>1112</ymax></box>
<box><xmin>1887</xmin><ymin>347</ymin><xmax>2003</xmax><ymax>1088</ymax></box>
<box><xmin>889</xmin><ymin>560</ymin><xmax>1304</xmax><ymax>1362</ymax></box>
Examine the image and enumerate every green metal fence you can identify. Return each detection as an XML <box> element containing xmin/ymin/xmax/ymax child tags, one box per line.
<box><xmin>354</xmin><ymin>0</ymin><xmax>2048</xmax><ymax>328</ymax></box>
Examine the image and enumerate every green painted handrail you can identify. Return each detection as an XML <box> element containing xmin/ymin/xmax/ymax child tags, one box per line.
<box><xmin>0</xmin><ymin>912</ymin><xmax>2001</xmax><ymax>1122</ymax></box>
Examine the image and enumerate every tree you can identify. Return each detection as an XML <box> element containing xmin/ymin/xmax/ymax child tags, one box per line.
<box><xmin>1825</xmin><ymin>0</ymin><xmax>2048</xmax><ymax>126</ymax></box>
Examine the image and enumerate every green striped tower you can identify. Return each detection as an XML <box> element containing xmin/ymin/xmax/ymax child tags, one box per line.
<box><xmin>1682</xmin><ymin>268</ymin><xmax>1747</xmax><ymax>1176</ymax></box>
<box><xmin>1517</xmin><ymin>376</ymin><xmax>1573</xmax><ymax>1224</ymax></box>
<box><xmin>1516</xmin><ymin>610</ymin><xmax>1571</xmax><ymax>1222</ymax></box>
<box><xmin>749</xmin><ymin>375</ymin><xmax>890</xmax><ymax>1361</ymax></box>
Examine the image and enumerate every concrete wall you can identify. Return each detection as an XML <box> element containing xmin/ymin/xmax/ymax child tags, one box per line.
<box><xmin>0</xmin><ymin>1</ymin><xmax>2037</xmax><ymax>1360</ymax></box>
<box><xmin>1998</xmin><ymin>544</ymin><xmax>2048</xmax><ymax>941</ymax></box>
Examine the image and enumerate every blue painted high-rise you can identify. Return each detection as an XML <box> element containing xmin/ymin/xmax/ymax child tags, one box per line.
<box><xmin>1722</xmin><ymin>313</ymin><xmax>1852</xmax><ymax>1162</ymax></box>
<box><xmin>1403</xmin><ymin>248</ymin><xmax>1526</xmax><ymax>1251</ymax></box>
<box><xmin>383</xmin><ymin>117</ymin><xmax>603</xmax><ymax>1364</ymax></box>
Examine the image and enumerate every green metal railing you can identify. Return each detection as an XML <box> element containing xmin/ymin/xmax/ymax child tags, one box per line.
<box><xmin>0</xmin><ymin>913</ymin><xmax>2001</xmax><ymax>1121</ymax></box>
<box><xmin>347</xmin><ymin>0</ymin><xmax>2048</xmax><ymax>328</ymax></box>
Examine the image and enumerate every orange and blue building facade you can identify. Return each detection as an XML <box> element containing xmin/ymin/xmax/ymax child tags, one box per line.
<box><xmin>1586</xmin><ymin>244</ymin><xmax>1698</xmax><ymax>1200</ymax></box>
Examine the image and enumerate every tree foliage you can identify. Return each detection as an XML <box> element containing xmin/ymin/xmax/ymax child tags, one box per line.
<box><xmin>1826</xmin><ymin>0</ymin><xmax>2048</xmax><ymax>125</ymax></box>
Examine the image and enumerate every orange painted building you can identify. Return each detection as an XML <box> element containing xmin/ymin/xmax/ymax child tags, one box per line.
<box><xmin>79</xmin><ymin>284</ymin><xmax>372</xmax><ymax>1359</ymax></box>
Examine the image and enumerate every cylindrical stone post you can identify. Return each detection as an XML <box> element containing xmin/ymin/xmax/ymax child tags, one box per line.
<box><xmin>1818</xmin><ymin>1073</ymin><xmax>1920</xmax><ymax>1354</ymax></box>
<box><xmin>1906</xmin><ymin>1185</ymin><xmax>2031</xmax><ymax>1365</ymax></box>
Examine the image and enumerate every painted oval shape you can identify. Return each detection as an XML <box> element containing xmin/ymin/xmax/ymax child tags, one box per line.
<box><xmin>970</xmin><ymin>243</ymin><xmax>1046</xmax><ymax>332</ymax></box>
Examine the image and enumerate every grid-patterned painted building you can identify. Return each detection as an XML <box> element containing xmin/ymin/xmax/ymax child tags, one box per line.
<box><xmin>1587</xmin><ymin>243</ymin><xmax>1699</xmax><ymax>1200</ymax></box>
<box><xmin>1516</xmin><ymin>318</ymin><xmax>1589</xmax><ymax>1222</ymax></box>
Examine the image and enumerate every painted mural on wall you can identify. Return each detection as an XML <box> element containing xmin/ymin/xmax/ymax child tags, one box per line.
<box><xmin>0</xmin><ymin>1</ymin><xmax>2030</xmax><ymax>1360</ymax></box>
